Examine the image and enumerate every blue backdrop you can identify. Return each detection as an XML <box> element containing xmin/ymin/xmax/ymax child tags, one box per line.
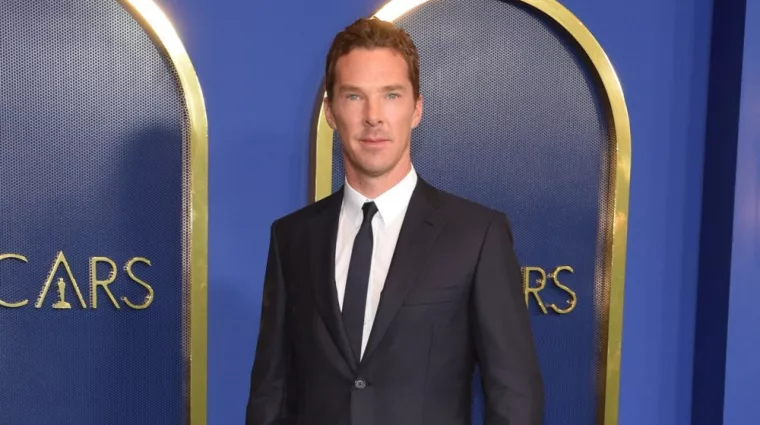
<box><xmin>153</xmin><ymin>0</ymin><xmax>757</xmax><ymax>424</ymax></box>
<box><xmin>0</xmin><ymin>1</ymin><xmax>187</xmax><ymax>423</ymax></box>
<box><xmin>722</xmin><ymin>2</ymin><xmax>760</xmax><ymax>419</ymax></box>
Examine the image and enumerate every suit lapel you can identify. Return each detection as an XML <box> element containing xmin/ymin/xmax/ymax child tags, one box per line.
<box><xmin>362</xmin><ymin>179</ymin><xmax>444</xmax><ymax>363</ymax></box>
<box><xmin>308</xmin><ymin>187</ymin><xmax>359</xmax><ymax>372</ymax></box>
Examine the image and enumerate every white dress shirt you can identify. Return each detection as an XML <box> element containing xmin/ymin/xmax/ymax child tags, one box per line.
<box><xmin>335</xmin><ymin>166</ymin><xmax>418</xmax><ymax>360</ymax></box>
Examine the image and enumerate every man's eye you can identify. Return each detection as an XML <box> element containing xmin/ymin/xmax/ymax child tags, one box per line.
<box><xmin>347</xmin><ymin>94</ymin><xmax>360</xmax><ymax>100</ymax></box>
<box><xmin>387</xmin><ymin>93</ymin><xmax>399</xmax><ymax>99</ymax></box>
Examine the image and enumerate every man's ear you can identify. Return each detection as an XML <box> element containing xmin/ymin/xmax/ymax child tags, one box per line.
<box><xmin>411</xmin><ymin>94</ymin><xmax>423</xmax><ymax>128</ymax></box>
<box><xmin>323</xmin><ymin>96</ymin><xmax>337</xmax><ymax>130</ymax></box>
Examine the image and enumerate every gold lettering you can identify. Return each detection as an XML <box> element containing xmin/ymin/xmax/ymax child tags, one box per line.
<box><xmin>548</xmin><ymin>266</ymin><xmax>577</xmax><ymax>314</ymax></box>
<box><xmin>0</xmin><ymin>253</ymin><xmax>29</xmax><ymax>308</ymax></box>
<box><xmin>521</xmin><ymin>266</ymin><xmax>548</xmax><ymax>314</ymax></box>
<box><xmin>122</xmin><ymin>257</ymin><xmax>153</xmax><ymax>310</ymax></box>
<box><xmin>36</xmin><ymin>251</ymin><xmax>87</xmax><ymax>309</ymax></box>
<box><xmin>90</xmin><ymin>257</ymin><xmax>120</xmax><ymax>309</ymax></box>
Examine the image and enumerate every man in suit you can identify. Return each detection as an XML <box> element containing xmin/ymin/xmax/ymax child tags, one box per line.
<box><xmin>246</xmin><ymin>17</ymin><xmax>544</xmax><ymax>425</ymax></box>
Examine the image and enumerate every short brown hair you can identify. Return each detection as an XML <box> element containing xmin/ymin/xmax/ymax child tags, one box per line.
<box><xmin>324</xmin><ymin>17</ymin><xmax>420</xmax><ymax>100</ymax></box>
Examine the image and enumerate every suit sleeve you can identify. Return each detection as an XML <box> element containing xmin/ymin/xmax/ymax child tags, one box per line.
<box><xmin>471</xmin><ymin>212</ymin><xmax>544</xmax><ymax>425</ymax></box>
<box><xmin>246</xmin><ymin>221</ymin><xmax>297</xmax><ymax>425</ymax></box>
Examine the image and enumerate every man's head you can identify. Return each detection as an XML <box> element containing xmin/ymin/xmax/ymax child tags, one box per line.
<box><xmin>323</xmin><ymin>17</ymin><xmax>423</xmax><ymax>185</ymax></box>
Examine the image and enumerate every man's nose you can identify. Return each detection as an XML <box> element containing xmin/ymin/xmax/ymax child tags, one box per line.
<box><xmin>363</xmin><ymin>97</ymin><xmax>383</xmax><ymax>126</ymax></box>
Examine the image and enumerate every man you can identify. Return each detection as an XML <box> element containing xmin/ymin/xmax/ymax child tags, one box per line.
<box><xmin>246</xmin><ymin>17</ymin><xmax>543</xmax><ymax>425</ymax></box>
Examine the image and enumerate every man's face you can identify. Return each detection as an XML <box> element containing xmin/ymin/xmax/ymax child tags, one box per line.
<box><xmin>325</xmin><ymin>47</ymin><xmax>423</xmax><ymax>179</ymax></box>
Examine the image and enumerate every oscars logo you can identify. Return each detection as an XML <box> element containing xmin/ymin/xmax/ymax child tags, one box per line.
<box><xmin>0</xmin><ymin>251</ymin><xmax>154</xmax><ymax>310</ymax></box>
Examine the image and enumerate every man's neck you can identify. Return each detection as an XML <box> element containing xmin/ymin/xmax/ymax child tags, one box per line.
<box><xmin>346</xmin><ymin>163</ymin><xmax>412</xmax><ymax>200</ymax></box>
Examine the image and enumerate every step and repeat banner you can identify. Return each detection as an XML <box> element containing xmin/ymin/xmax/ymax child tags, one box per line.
<box><xmin>0</xmin><ymin>1</ymin><xmax>207</xmax><ymax>424</ymax></box>
<box><xmin>311</xmin><ymin>0</ymin><xmax>631</xmax><ymax>424</ymax></box>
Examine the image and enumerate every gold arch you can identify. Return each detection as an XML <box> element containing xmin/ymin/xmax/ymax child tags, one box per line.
<box><xmin>310</xmin><ymin>1</ymin><xmax>631</xmax><ymax>424</ymax></box>
<box><xmin>120</xmin><ymin>1</ymin><xmax>209</xmax><ymax>424</ymax></box>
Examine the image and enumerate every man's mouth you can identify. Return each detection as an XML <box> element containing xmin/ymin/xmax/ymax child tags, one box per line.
<box><xmin>360</xmin><ymin>137</ymin><xmax>390</xmax><ymax>143</ymax></box>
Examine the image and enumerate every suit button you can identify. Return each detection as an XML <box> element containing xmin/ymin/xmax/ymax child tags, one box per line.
<box><xmin>354</xmin><ymin>378</ymin><xmax>366</xmax><ymax>390</ymax></box>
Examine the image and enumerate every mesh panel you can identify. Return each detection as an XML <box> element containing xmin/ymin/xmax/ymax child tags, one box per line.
<box><xmin>0</xmin><ymin>1</ymin><xmax>190</xmax><ymax>423</ymax></box>
<box><xmin>330</xmin><ymin>0</ymin><xmax>614</xmax><ymax>423</ymax></box>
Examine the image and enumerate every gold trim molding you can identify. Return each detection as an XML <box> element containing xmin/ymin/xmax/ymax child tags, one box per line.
<box><xmin>119</xmin><ymin>1</ymin><xmax>209</xmax><ymax>424</ymax></box>
<box><xmin>310</xmin><ymin>1</ymin><xmax>631</xmax><ymax>424</ymax></box>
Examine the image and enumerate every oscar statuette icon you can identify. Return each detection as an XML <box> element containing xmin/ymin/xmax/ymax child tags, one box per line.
<box><xmin>52</xmin><ymin>278</ymin><xmax>72</xmax><ymax>309</ymax></box>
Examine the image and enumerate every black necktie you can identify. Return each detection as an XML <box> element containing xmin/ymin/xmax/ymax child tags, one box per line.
<box><xmin>342</xmin><ymin>201</ymin><xmax>378</xmax><ymax>362</ymax></box>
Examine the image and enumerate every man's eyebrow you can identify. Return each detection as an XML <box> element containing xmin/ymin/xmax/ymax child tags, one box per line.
<box><xmin>336</xmin><ymin>84</ymin><xmax>363</xmax><ymax>93</ymax></box>
<box><xmin>381</xmin><ymin>84</ymin><xmax>407</xmax><ymax>92</ymax></box>
<box><xmin>335</xmin><ymin>84</ymin><xmax>408</xmax><ymax>93</ymax></box>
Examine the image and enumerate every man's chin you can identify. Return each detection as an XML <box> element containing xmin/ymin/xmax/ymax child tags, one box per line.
<box><xmin>345</xmin><ymin>153</ymin><xmax>408</xmax><ymax>179</ymax></box>
<box><xmin>349</xmin><ymin>159</ymin><xmax>392</xmax><ymax>177</ymax></box>
<box><xmin>359</xmin><ymin>167</ymin><xmax>392</xmax><ymax>178</ymax></box>
<box><xmin>357</xmin><ymin>160</ymin><xmax>411</xmax><ymax>179</ymax></box>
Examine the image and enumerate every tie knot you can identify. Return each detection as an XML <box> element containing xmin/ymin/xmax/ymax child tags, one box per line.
<box><xmin>362</xmin><ymin>201</ymin><xmax>378</xmax><ymax>223</ymax></box>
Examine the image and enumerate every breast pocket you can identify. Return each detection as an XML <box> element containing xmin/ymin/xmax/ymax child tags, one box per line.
<box><xmin>403</xmin><ymin>285</ymin><xmax>468</xmax><ymax>306</ymax></box>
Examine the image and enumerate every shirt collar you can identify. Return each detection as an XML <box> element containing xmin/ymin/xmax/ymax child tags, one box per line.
<box><xmin>343</xmin><ymin>165</ymin><xmax>418</xmax><ymax>226</ymax></box>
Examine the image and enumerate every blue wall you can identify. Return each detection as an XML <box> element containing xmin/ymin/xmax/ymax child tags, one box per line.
<box><xmin>152</xmin><ymin>0</ymin><xmax>760</xmax><ymax>424</ymax></box>
<box><xmin>691</xmin><ymin>0</ymin><xmax>745</xmax><ymax>423</ymax></box>
<box><xmin>691</xmin><ymin>0</ymin><xmax>760</xmax><ymax>423</ymax></box>
<box><xmin>722</xmin><ymin>0</ymin><xmax>759</xmax><ymax>422</ymax></box>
